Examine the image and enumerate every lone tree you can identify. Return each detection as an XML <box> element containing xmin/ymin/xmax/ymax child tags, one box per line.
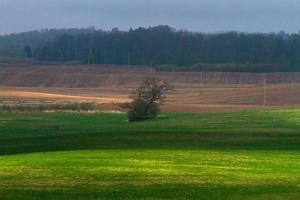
<box><xmin>127</xmin><ymin>77</ymin><xmax>172</xmax><ymax>122</ymax></box>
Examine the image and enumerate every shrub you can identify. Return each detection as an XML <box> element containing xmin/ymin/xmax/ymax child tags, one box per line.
<box><xmin>128</xmin><ymin>100</ymin><xmax>160</xmax><ymax>122</ymax></box>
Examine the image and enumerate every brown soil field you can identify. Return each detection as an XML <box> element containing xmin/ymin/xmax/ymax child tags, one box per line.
<box><xmin>1</xmin><ymin>61</ymin><xmax>300</xmax><ymax>112</ymax></box>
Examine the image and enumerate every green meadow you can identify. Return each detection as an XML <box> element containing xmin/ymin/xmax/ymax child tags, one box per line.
<box><xmin>1</xmin><ymin>110</ymin><xmax>300</xmax><ymax>199</ymax></box>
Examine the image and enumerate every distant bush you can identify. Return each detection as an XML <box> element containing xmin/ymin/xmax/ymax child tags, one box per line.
<box><xmin>0</xmin><ymin>102</ymin><xmax>98</xmax><ymax>112</ymax></box>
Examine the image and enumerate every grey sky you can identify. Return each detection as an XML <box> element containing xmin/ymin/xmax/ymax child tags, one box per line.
<box><xmin>1</xmin><ymin>0</ymin><xmax>300</xmax><ymax>34</ymax></box>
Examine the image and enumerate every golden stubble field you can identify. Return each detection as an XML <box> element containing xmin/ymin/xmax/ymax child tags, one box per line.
<box><xmin>0</xmin><ymin>63</ymin><xmax>300</xmax><ymax>113</ymax></box>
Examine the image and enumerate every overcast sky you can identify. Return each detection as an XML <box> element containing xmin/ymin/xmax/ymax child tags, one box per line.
<box><xmin>1</xmin><ymin>0</ymin><xmax>300</xmax><ymax>34</ymax></box>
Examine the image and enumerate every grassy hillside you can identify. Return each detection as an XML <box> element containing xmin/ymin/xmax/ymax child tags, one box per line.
<box><xmin>1</xmin><ymin>110</ymin><xmax>300</xmax><ymax>199</ymax></box>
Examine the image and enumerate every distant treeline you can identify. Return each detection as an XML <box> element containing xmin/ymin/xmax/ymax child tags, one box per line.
<box><xmin>2</xmin><ymin>25</ymin><xmax>300</xmax><ymax>72</ymax></box>
<box><xmin>0</xmin><ymin>28</ymin><xmax>97</xmax><ymax>57</ymax></box>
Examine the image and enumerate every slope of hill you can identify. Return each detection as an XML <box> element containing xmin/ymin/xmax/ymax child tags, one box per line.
<box><xmin>1</xmin><ymin>111</ymin><xmax>300</xmax><ymax>199</ymax></box>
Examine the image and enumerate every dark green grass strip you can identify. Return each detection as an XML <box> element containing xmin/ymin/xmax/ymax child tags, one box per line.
<box><xmin>1</xmin><ymin>110</ymin><xmax>300</xmax><ymax>155</ymax></box>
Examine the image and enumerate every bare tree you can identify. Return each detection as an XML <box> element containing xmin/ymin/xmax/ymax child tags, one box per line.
<box><xmin>127</xmin><ymin>77</ymin><xmax>172</xmax><ymax>121</ymax></box>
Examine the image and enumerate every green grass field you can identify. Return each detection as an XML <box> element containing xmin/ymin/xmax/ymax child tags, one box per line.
<box><xmin>1</xmin><ymin>110</ymin><xmax>300</xmax><ymax>199</ymax></box>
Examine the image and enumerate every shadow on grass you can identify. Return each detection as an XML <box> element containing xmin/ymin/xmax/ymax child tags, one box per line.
<box><xmin>1</xmin><ymin>183</ymin><xmax>298</xmax><ymax>200</ymax></box>
<box><xmin>1</xmin><ymin>130</ymin><xmax>300</xmax><ymax>156</ymax></box>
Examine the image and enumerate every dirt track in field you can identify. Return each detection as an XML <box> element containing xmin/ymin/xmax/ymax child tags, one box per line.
<box><xmin>0</xmin><ymin>89</ymin><xmax>129</xmax><ymax>103</ymax></box>
<box><xmin>1</xmin><ymin>62</ymin><xmax>300</xmax><ymax>113</ymax></box>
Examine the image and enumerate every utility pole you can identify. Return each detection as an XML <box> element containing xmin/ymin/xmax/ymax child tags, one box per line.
<box><xmin>291</xmin><ymin>81</ymin><xmax>295</xmax><ymax>109</ymax></box>
<box><xmin>263</xmin><ymin>74</ymin><xmax>267</xmax><ymax>107</ymax></box>
<box><xmin>88</xmin><ymin>48</ymin><xmax>91</xmax><ymax>65</ymax></box>
<box><xmin>104</xmin><ymin>50</ymin><xmax>107</xmax><ymax>65</ymax></box>
<box><xmin>88</xmin><ymin>48</ymin><xmax>95</xmax><ymax>65</ymax></box>
<box><xmin>225</xmin><ymin>75</ymin><xmax>228</xmax><ymax>98</ymax></box>
<box><xmin>200</xmin><ymin>71</ymin><xmax>203</xmax><ymax>88</ymax></box>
